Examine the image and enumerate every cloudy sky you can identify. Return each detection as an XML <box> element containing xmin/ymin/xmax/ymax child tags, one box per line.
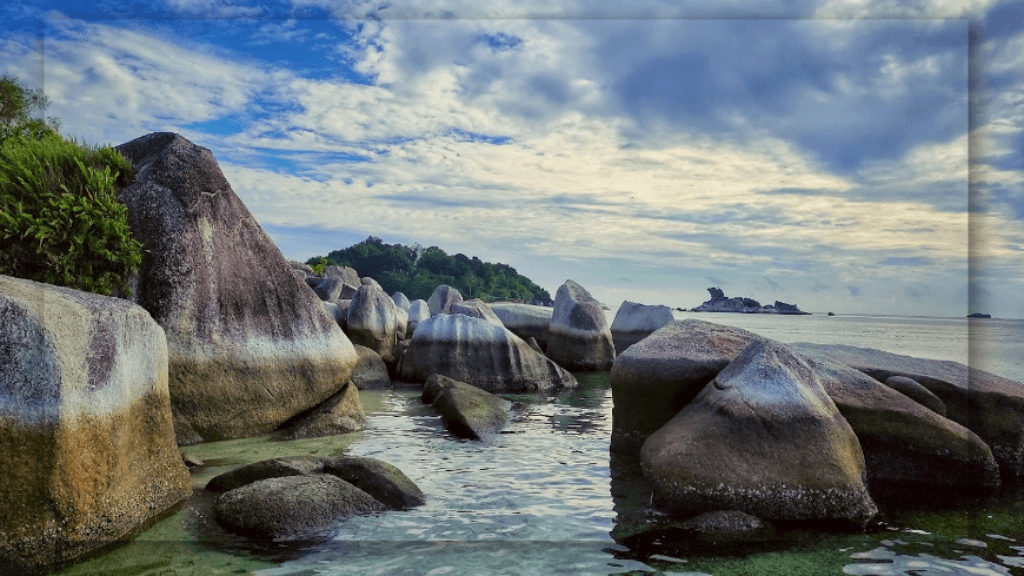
<box><xmin>2</xmin><ymin>1</ymin><xmax>1022</xmax><ymax>318</ymax></box>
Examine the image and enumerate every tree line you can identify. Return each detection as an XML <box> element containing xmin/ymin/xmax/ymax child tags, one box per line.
<box><xmin>306</xmin><ymin>237</ymin><xmax>553</xmax><ymax>305</ymax></box>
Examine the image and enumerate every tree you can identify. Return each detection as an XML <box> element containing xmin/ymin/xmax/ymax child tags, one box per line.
<box><xmin>0</xmin><ymin>74</ymin><xmax>58</xmax><ymax>140</ymax></box>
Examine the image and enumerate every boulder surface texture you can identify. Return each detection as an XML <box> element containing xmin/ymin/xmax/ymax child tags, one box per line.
<box><xmin>546</xmin><ymin>280</ymin><xmax>615</xmax><ymax>371</ymax></box>
<box><xmin>610</xmin><ymin>301</ymin><xmax>676</xmax><ymax>354</ymax></box>
<box><xmin>489</xmin><ymin>302</ymin><xmax>553</xmax><ymax>350</ymax></box>
<box><xmin>273</xmin><ymin>381</ymin><xmax>367</xmax><ymax>440</ymax></box>
<box><xmin>346</xmin><ymin>283</ymin><xmax>399</xmax><ymax>362</ymax></box>
<box><xmin>793</xmin><ymin>342</ymin><xmax>1024</xmax><ymax>481</ymax></box>
<box><xmin>115</xmin><ymin>133</ymin><xmax>359</xmax><ymax>444</ymax></box>
<box><xmin>399</xmin><ymin>314</ymin><xmax>577</xmax><ymax>392</ymax></box>
<box><xmin>0</xmin><ymin>276</ymin><xmax>192</xmax><ymax>574</ymax></box>
<box><xmin>610</xmin><ymin>320</ymin><xmax>760</xmax><ymax>454</ymax></box>
<box><xmin>427</xmin><ymin>284</ymin><xmax>464</xmax><ymax>316</ymax></box>
<box><xmin>641</xmin><ymin>340</ymin><xmax>877</xmax><ymax>524</ymax></box>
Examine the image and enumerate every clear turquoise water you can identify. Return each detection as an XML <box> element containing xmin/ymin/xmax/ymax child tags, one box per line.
<box><xmin>55</xmin><ymin>314</ymin><xmax>1024</xmax><ymax>576</ymax></box>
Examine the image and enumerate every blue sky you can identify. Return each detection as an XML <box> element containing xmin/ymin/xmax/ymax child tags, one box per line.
<box><xmin>2</xmin><ymin>0</ymin><xmax>1022</xmax><ymax>318</ymax></box>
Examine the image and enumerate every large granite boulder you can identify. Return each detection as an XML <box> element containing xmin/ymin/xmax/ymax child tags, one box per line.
<box><xmin>351</xmin><ymin>344</ymin><xmax>391</xmax><ymax>389</ymax></box>
<box><xmin>641</xmin><ymin>340</ymin><xmax>877</xmax><ymax>524</ymax></box>
<box><xmin>392</xmin><ymin>291</ymin><xmax>411</xmax><ymax>313</ymax></box>
<box><xmin>215</xmin><ymin>476</ymin><xmax>384</xmax><ymax>540</ymax></box>
<box><xmin>394</xmin><ymin>306</ymin><xmax>409</xmax><ymax>340</ymax></box>
<box><xmin>115</xmin><ymin>133</ymin><xmax>359</xmax><ymax>444</ymax></box>
<box><xmin>610</xmin><ymin>320</ymin><xmax>760</xmax><ymax>454</ymax></box>
<box><xmin>489</xmin><ymin>302</ymin><xmax>553</xmax><ymax>350</ymax></box>
<box><xmin>398</xmin><ymin>314</ymin><xmax>577</xmax><ymax>392</ymax></box>
<box><xmin>811</xmin><ymin>358</ymin><xmax>999</xmax><ymax>491</ymax></box>
<box><xmin>273</xmin><ymin>381</ymin><xmax>367</xmax><ymax>440</ymax></box>
<box><xmin>346</xmin><ymin>283</ymin><xmax>398</xmax><ymax>362</ymax></box>
<box><xmin>884</xmin><ymin>375</ymin><xmax>946</xmax><ymax>417</ymax></box>
<box><xmin>427</xmin><ymin>284</ymin><xmax>464</xmax><ymax>316</ymax></box>
<box><xmin>546</xmin><ymin>280</ymin><xmax>616</xmax><ymax>371</ymax></box>
<box><xmin>792</xmin><ymin>343</ymin><xmax>1024</xmax><ymax>481</ymax></box>
<box><xmin>206</xmin><ymin>455</ymin><xmax>325</xmax><ymax>493</ymax></box>
<box><xmin>407</xmin><ymin>299</ymin><xmax>430</xmax><ymax>336</ymax></box>
<box><xmin>312</xmin><ymin>276</ymin><xmax>346</xmax><ymax>301</ymax></box>
<box><xmin>322</xmin><ymin>265</ymin><xmax>360</xmax><ymax>286</ymax></box>
<box><xmin>290</xmin><ymin>261</ymin><xmax>315</xmax><ymax>276</ymax></box>
<box><xmin>610</xmin><ymin>301</ymin><xmax>675</xmax><ymax>354</ymax></box>
<box><xmin>0</xmin><ymin>276</ymin><xmax>192</xmax><ymax>573</ymax></box>
<box><xmin>421</xmin><ymin>374</ymin><xmax>511</xmax><ymax>439</ymax></box>
<box><xmin>450</xmin><ymin>298</ymin><xmax>504</xmax><ymax>327</ymax></box>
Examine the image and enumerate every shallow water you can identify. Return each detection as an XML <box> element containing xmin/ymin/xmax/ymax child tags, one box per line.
<box><xmin>54</xmin><ymin>315</ymin><xmax>1024</xmax><ymax>576</ymax></box>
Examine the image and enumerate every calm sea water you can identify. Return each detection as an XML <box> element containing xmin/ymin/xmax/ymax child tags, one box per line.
<box><xmin>56</xmin><ymin>314</ymin><xmax>1024</xmax><ymax>576</ymax></box>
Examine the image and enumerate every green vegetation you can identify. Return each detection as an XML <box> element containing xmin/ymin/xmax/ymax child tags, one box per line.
<box><xmin>306</xmin><ymin>236</ymin><xmax>553</xmax><ymax>305</ymax></box>
<box><xmin>0</xmin><ymin>74</ymin><xmax>141</xmax><ymax>296</ymax></box>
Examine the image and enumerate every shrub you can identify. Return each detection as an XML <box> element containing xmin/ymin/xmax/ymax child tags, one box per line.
<box><xmin>0</xmin><ymin>130</ymin><xmax>141</xmax><ymax>296</ymax></box>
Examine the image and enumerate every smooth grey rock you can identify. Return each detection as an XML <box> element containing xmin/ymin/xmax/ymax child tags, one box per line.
<box><xmin>815</xmin><ymin>358</ymin><xmax>999</xmax><ymax>491</ymax></box>
<box><xmin>346</xmin><ymin>283</ymin><xmax>398</xmax><ymax>362</ymax></box>
<box><xmin>610</xmin><ymin>320</ymin><xmax>761</xmax><ymax>455</ymax></box>
<box><xmin>214</xmin><ymin>475</ymin><xmax>383</xmax><ymax>540</ymax></box>
<box><xmin>322</xmin><ymin>456</ymin><xmax>425</xmax><ymax>509</ymax></box>
<box><xmin>399</xmin><ymin>314</ymin><xmax>577</xmax><ymax>392</ymax></box>
<box><xmin>546</xmin><ymin>280</ymin><xmax>615</xmax><ymax>371</ymax></box>
<box><xmin>206</xmin><ymin>456</ymin><xmax>325</xmax><ymax>493</ymax></box>
<box><xmin>0</xmin><ymin>276</ymin><xmax>192</xmax><ymax>573</ymax></box>
<box><xmin>273</xmin><ymin>381</ymin><xmax>367</xmax><ymax>440</ymax></box>
<box><xmin>641</xmin><ymin>340</ymin><xmax>877</xmax><ymax>524</ymax></box>
<box><xmin>610</xmin><ymin>301</ymin><xmax>675</xmax><ymax>354</ymax></box>
<box><xmin>407</xmin><ymin>299</ymin><xmax>430</xmax><ymax>336</ymax></box>
<box><xmin>884</xmin><ymin>375</ymin><xmax>947</xmax><ymax>417</ymax></box>
<box><xmin>115</xmin><ymin>133</ymin><xmax>359</xmax><ymax>444</ymax></box>
<box><xmin>322</xmin><ymin>265</ymin><xmax>360</xmax><ymax>286</ymax></box>
<box><xmin>424</xmin><ymin>374</ymin><xmax>511</xmax><ymax>440</ymax></box>
<box><xmin>394</xmin><ymin>306</ymin><xmax>409</xmax><ymax>340</ymax></box>
<box><xmin>489</xmin><ymin>302</ymin><xmax>553</xmax><ymax>350</ymax></box>
<box><xmin>313</xmin><ymin>277</ymin><xmax>346</xmax><ymax>301</ymax></box>
<box><xmin>392</xmin><ymin>291</ymin><xmax>411</xmax><ymax>313</ymax></box>
<box><xmin>351</xmin><ymin>344</ymin><xmax>391</xmax><ymax>390</ymax></box>
<box><xmin>450</xmin><ymin>298</ymin><xmax>504</xmax><ymax>327</ymax></box>
<box><xmin>792</xmin><ymin>342</ymin><xmax>1024</xmax><ymax>480</ymax></box>
<box><xmin>360</xmin><ymin>276</ymin><xmax>380</xmax><ymax>288</ymax></box>
<box><xmin>289</xmin><ymin>261</ymin><xmax>315</xmax><ymax>276</ymax></box>
<box><xmin>427</xmin><ymin>284</ymin><xmax>463</xmax><ymax>316</ymax></box>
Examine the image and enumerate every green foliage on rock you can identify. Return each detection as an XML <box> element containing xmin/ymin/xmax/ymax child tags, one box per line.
<box><xmin>307</xmin><ymin>236</ymin><xmax>553</xmax><ymax>305</ymax></box>
<box><xmin>0</xmin><ymin>74</ymin><xmax>141</xmax><ymax>296</ymax></box>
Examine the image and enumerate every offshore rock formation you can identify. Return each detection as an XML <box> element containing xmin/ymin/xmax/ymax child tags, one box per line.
<box><xmin>421</xmin><ymin>374</ymin><xmax>511</xmax><ymax>440</ymax></box>
<box><xmin>0</xmin><ymin>276</ymin><xmax>192</xmax><ymax>573</ymax></box>
<box><xmin>398</xmin><ymin>313</ymin><xmax>577</xmax><ymax>392</ymax></box>
<box><xmin>115</xmin><ymin>133</ymin><xmax>359</xmax><ymax>444</ymax></box>
<box><xmin>691</xmin><ymin>287</ymin><xmax>809</xmax><ymax>315</ymax></box>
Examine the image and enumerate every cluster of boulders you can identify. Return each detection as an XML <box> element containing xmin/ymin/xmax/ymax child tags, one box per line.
<box><xmin>611</xmin><ymin>319</ymin><xmax>1022</xmax><ymax>530</ymax></box>
<box><xmin>691</xmin><ymin>287</ymin><xmax>809</xmax><ymax>314</ymax></box>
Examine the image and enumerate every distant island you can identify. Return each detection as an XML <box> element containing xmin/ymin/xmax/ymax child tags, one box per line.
<box><xmin>968</xmin><ymin>313</ymin><xmax>992</xmax><ymax>319</ymax></box>
<box><xmin>689</xmin><ymin>287</ymin><xmax>810</xmax><ymax>315</ymax></box>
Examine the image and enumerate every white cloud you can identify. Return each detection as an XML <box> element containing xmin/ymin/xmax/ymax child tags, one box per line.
<box><xmin>814</xmin><ymin>0</ymin><xmax>1001</xmax><ymax>18</ymax></box>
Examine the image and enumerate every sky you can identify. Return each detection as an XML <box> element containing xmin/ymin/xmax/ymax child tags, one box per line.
<box><xmin>1</xmin><ymin>1</ymin><xmax>1022</xmax><ymax>318</ymax></box>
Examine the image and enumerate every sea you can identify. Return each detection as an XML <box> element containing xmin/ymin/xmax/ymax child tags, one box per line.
<box><xmin>55</xmin><ymin>312</ymin><xmax>1024</xmax><ymax>576</ymax></box>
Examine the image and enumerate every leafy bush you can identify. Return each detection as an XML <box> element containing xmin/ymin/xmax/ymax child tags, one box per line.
<box><xmin>0</xmin><ymin>75</ymin><xmax>141</xmax><ymax>296</ymax></box>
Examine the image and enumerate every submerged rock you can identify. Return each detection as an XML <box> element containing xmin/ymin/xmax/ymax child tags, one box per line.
<box><xmin>215</xmin><ymin>475</ymin><xmax>384</xmax><ymax>540</ymax></box>
<box><xmin>610</xmin><ymin>301</ymin><xmax>675</xmax><ymax>354</ymax></box>
<box><xmin>398</xmin><ymin>314</ymin><xmax>576</xmax><ymax>392</ymax></box>
<box><xmin>546</xmin><ymin>280</ymin><xmax>616</xmax><ymax>371</ymax></box>
<box><xmin>422</xmin><ymin>374</ymin><xmax>511</xmax><ymax>440</ymax></box>
<box><xmin>115</xmin><ymin>133</ymin><xmax>359</xmax><ymax>444</ymax></box>
<box><xmin>641</xmin><ymin>340</ymin><xmax>877</xmax><ymax>525</ymax></box>
<box><xmin>206</xmin><ymin>456</ymin><xmax>325</xmax><ymax>493</ymax></box>
<box><xmin>0</xmin><ymin>275</ymin><xmax>192</xmax><ymax>573</ymax></box>
<box><xmin>322</xmin><ymin>456</ymin><xmax>426</xmax><ymax>509</ymax></box>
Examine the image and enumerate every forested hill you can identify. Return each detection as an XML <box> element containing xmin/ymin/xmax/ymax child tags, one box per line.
<box><xmin>306</xmin><ymin>237</ymin><xmax>554</xmax><ymax>305</ymax></box>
